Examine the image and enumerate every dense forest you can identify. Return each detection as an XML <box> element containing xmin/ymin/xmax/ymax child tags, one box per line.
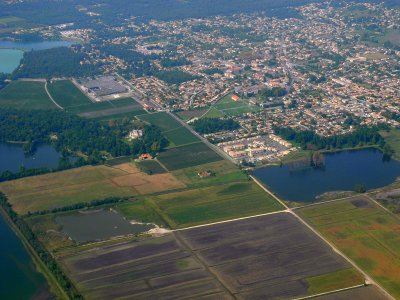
<box><xmin>0</xmin><ymin>109</ymin><xmax>168</xmax><ymax>162</ymax></box>
<box><xmin>0</xmin><ymin>193</ymin><xmax>82</xmax><ymax>299</ymax></box>
<box><xmin>12</xmin><ymin>47</ymin><xmax>100</xmax><ymax>79</ymax></box>
<box><xmin>273</xmin><ymin>125</ymin><xmax>394</xmax><ymax>157</ymax></box>
<box><xmin>192</xmin><ymin>118</ymin><xmax>240</xmax><ymax>134</ymax></box>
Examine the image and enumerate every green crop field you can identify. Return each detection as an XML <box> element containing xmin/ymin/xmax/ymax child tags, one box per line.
<box><xmin>0</xmin><ymin>81</ymin><xmax>56</xmax><ymax>109</ymax></box>
<box><xmin>163</xmin><ymin>126</ymin><xmax>199</xmax><ymax>147</ymax></box>
<box><xmin>138</xmin><ymin>112</ymin><xmax>181</xmax><ymax>132</ymax></box>
<box><xmin>175</xmin><ymin>108</ymin><xmax>208</xmax><ymax>120</ymax></box>
<box><xmin>47</xmin><ymin>80</ymin><xmax>92</xmax><ymax>109</ymax></box>
<box><xmin>118</xmin><ymin>181</ymin><xmax>284</xmax><ymax>229</ymax></box>
<box><xmin>298</xmin><ymin>197</ymin><xmax>400</xmax><ymax>299</ymax></box>
<box><xmin>157</xmin><ymin>142</ymin><xmax>223</xmax><ymax>170</ymax></box>
<box><xmin>136</xmin><ymin>159</ymin><xmax>167</xmax><ymax>175</ymax></box>
<box><xmin>68</xmin><ymin>97</ymin><xmax>144</xmax><ymax>115</ymax></box>
<box><xmin>172</xmin><ymin>159</ymin><xmax>248</xmax><ymax>188</ymax></box>
<box><xmin>200</xmin><ymin>107</ymin><xmax>226</xmax><ymax>118</ymax></box>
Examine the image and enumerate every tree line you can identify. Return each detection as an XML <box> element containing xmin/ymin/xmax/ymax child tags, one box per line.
<box><xmin>0</xmin><ymin>192</ymin><xmax>83</xmax><ymax>299</ymax></box>
<box><xmin>192</xmin><ymin>117</ymin><xmax>240</xmax><ymax>134</ymax></box>
<box><xmin>273</xmin><ymin>125</ymin><xmax>393</xmax><ymax>157</ymax></box>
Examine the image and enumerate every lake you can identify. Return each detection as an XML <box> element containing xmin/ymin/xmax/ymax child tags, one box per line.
<box><xmin>0</xmin><ymin>49</ymin><xmax>23</xmax><ymax>73</ymax></box>
<box><xmin>0</xmin><ymin>214</ymin><xmax>50</xmax><ymax>300</ymax></box>
<box><xmin>56</xmin><ymin>209</ymin><xmax>155</xmax><ymax>242</ymax></box>
<box><xmin>0</xmin><ymin>40</ymin><xmax>74</xmax><ymax>73</ymax></box>
<box><xmin>253</xmin><ymin>148</ymin><xmax>400</xmax><ymax>202</ymax></box>
<box><xmin>0</xmin><ymin>40</ymin><xmax>74</xmax><ymax>51</ymax></box>
<box><xmin>0</xmin><ymin>142</ymin><xmax>63</xmax><ymax>173</ymax></box>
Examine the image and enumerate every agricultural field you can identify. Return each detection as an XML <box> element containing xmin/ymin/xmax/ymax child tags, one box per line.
<box><xmin>126</xmin><ymin>181</ymin><xmax>284</xmax><ymax>229</ymax></box>
<box><xmin>175</xmin><ymin>107</ymin><xmax>208</xmax><ymax>120</ymax></box>
<box><xmin>0</xmin><ymin>81</ymin><xmax>56</xmax><ymax>109</ymax></box>
<box><xmin>297</xmin><ymin>197</ymin><xmax>400</xmax><ymax>299</ymax></box>
<box><xmin>0</xmin><ymin>163</ymin><xmax>185</xmax><ymax>215</ymax></box>
<box><xmin>163</xmin><ymin>126</ymin><xmax>200</xmax><ymax>147</ymax></box>
<box><xmin>171</xmin><ymin>159</ymin><xmax>248</xmax><ymax>188</ymax></box>
<box><xmin>157</xmin><ymin>142</ymin><xmax>223</xmax><ymax>171</ymax></box>
<box><xmin>138</xmin><ymin>112</ymin><xmax>199</xmax><ymax>146</ymax></box>
<box><xmin>136</xmin><ymin>159</ymin><xmax>167</xmax><ymax>175</ymax></box>
<box><xmin>60</xmin><ymin>213</ymin><xmax>364</xmax><ymax>299</ymax></box>
<box><xmin>138</xmin><ymin>112</ymin><xmax>181</xmax><ymax>132</ymax></box>
<box><xmin>47</xmin><ymin>80</ymin><xmax>92</xmax><ymax>110</ymax></box>
<box><xmin>314</xmin><ymin>286</ymin><xmax>387</xmax><ymax>300</ymax></box>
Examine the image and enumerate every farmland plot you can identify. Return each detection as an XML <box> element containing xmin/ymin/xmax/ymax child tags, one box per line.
<box><xmin>61</xmin><ymin>213</ymin><xmax>365</xmax><ymax>300</ymax></box>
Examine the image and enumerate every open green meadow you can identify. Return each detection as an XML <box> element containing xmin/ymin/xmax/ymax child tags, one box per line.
<box><xmin>138</xmin><ymin>112</ymin><xmax>181</xmax><ymax>131</ymax></box>
<box><xmin>213</xmin><ymin>94</ymin><xmax>260</xmax><ymax>116</ymax></box>
<box><xmin>138</xmin><ymin>112</ymin><xmax>200</xmax><ymax>147</ymax></box>
<box><xmin>157</xmin><ymin>142</ymin><xmax>223</xmax><ymax>170</ymax></box>
<box><xmin>118</xmin><ymin>181</ymin><xmax>284</xmax><ymax>229</ymax></box>
<box><xmin>0</xmin><ymin>81</ymin><xmax>56</xmax><ymax>109</ymax></box>
<box><xmin>47</xmin><ymin>80</ymin><xmax>92</xmax><ymax>109</ymax></box>
<box><xmin>380</xmin><ymin>129</ymin><xmax>400</xmax><ymax>159</ymax></box>
<box><xmin>200</xmin><ymin>107</ymin><xmax>225</xmax><ymax>118</ymax></box>
<box><xmin>172</xmin><ymin>159</ymin><xmax>247</xmax><ymax>188</ymax></box>
<box><xmin>163</xmin><ymin>126</ymin><xmax>200</xmax><ymax>147</ymax></box>
<box><xmin>298</xmin><ymin>197</ymin><xmax>400</xmax><ymax>299</ymax></box>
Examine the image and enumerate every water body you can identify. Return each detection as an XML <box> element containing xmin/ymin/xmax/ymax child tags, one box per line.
<box><xmin>0</xmin><ymin>142</ymin><xmax>63</xmax><ymax>173</ymax></box>
<box><xmin>0</xmin><ymin>48</ymin><xmax>24</xmax><ymax>73</ymax></box>
<box><xmin>56</xmin><ymin>210</ymin><xmax>155</xmax><ymax>242</ymax></box>
<box><xmin>0</xmin><ymin>215</ymin><xmax>49</xmax><ymax>300</ymax></box>
<box><xmin>0</xmin><ymin>40</ymin><xmax>74</xmax><ymax>73</ymax></box>
<box><xmin>0</xmin><ymin>40</ymin><xmax>74</xmax><ymax>51</ymax></box>
<box><xmin>253</xmin><ymin>148</ymin><xmax>400</xmax><ymax>202</ymax></box>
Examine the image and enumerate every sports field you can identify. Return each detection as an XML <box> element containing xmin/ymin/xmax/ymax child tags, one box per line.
<box><xmin>60</xmin><ymin>213</ymin><xmax>364</xmax><ymax>299</ymax></box>
<box><xmin>0</xmin><ymin>163</ymin><xmax>185</xmax><ymax>215</ymax></box>
<box><xmin>213</xmin><ymin>94</ymin><xmax>260</xmax><ymax>116</ymax></box>
<box><xmin>157</xmin><ymin>142</ymin><xmax>223</xmax><ymax>170</ymax></box>
<box><xmin>0</xmin><ymin>81</ymin><xmax>56</xmax><ymax>109</ymax></box>
<box><xmin>47</xmin><ymin>80</ymin><xmax>92</xmax><ymax>110</ymax></box>
<box><xmin>124</xmin><ymin>181</ymin><xmax>284</xmax><ymax>229</ymax></box>
<box><xmin>298</xmin><ymin>197</ymin><xmax>400</xmax><ymax>299</ymax></box>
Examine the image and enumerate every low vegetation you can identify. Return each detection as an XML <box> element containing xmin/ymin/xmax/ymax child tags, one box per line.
<box><xmin>298</xmin><ymin>197</ymin><xmax>400</xmax><ymax>299</ymax></box>
<box><xmin>192</xmin><ymin>117</ymin><xmax>240</xmax><ymax>134</ymax></box>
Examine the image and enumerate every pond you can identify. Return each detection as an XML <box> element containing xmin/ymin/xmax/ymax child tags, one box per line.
<box><xmin>253</xmin><ymin>148</ymin><xmax>400</xmax><ymax>202</ymax></box>
<box><xmin>0</xmin><ymin>214</ymin><xmax>51</xmax><ymax>299</ymax></box>
<box><xmin>56</xmin><ymin>209</ymin><xmax>155</xmax><ymax>242</ymax></box>
<box><xmin>0</xmin><ymin>142</ymin><xmax>64</xmax><ymax>173</ymax></box>
<box><xmin>0</xmin><ymin>40</ymin><xmax>75</xmax><ymax>73</ymax></box>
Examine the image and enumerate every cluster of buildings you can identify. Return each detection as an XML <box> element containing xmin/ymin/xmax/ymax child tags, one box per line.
<box><xmin>218</xmin><ymin>135</ymin><xmax>295</xmax><ymax>163</ymax></box>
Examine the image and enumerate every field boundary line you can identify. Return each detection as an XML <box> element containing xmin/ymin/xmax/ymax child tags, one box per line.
<box><xmin>173</xmin><ymin>209</ymin><xmax>288</xmax><ymax>232</ymax></box>
<box><xmin>291</xmin><ymin>192</ymin><xmax>375</xmax><ymax>210</ymax></box>
<box><xmin>44</xmin><ymin>81</ymin><xmax>64</xmax><ymax>110</ymax></box>
<box><xmin>365</xmin><ymin>194</ymin><xmax>400</xmax><ymax>221</ymax></box>
<box><xmin>290</xmin><ymin>211</ymin><xmax>396</xmax><ymax>300</ymax></box>
<box><xmin>291</xmin><ymin>284</ymin><xmax>366</xmax><ymax>300</ymax></box>
<box><xmin>249</xmin><ymin>175</ymin><xmax>289</xmax><ymax>209</ymax></box>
